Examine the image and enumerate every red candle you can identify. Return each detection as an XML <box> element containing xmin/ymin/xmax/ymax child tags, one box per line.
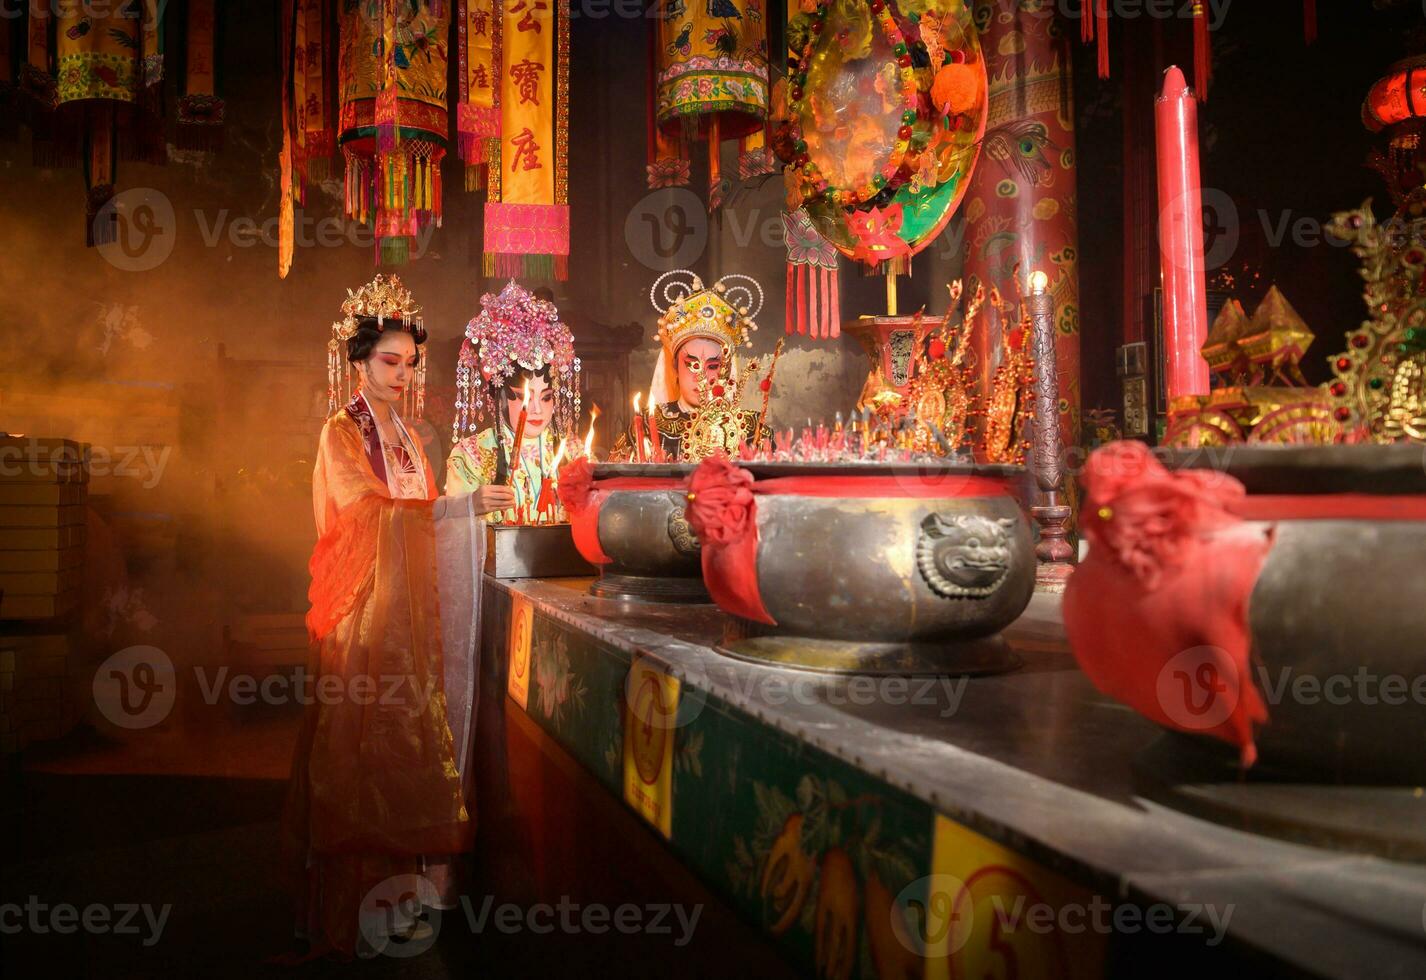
<box><xmin>632</xmin><ymin>392</ymin><xmax>648</xmax><ymax>463</ymax></box>
<box><xmin>1155</xmin><ymin>65</ymin><xmax>1211</xmax><ymax>398</ymax></box>
<box><xmin>508</xmin><ymin>379</ymin><xmax>531</xmax><ymax>484</ymax></box>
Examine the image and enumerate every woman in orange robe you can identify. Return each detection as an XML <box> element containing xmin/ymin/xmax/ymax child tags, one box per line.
<box><xmin>280</xmin><ymin>278</ymin><xmax>514</xmax><ymax>960</ymax></box>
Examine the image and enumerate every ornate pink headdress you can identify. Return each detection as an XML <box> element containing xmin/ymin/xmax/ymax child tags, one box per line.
<box><xmin>453</xmin><ymin>280</ymin><xmax>581</xmax><ymax>441</ymax></box>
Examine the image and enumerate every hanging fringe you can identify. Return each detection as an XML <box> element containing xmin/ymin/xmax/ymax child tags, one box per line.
<box><xmin>176</xmin><ymin>94</ymin><xmax>226</xmax><ymax>152</ymax></box>
<box><xmin>1081</xmin><ymin>0</ymin><xmax>1094</xmax><ymax>44</ymax></box>
<box><xmin>783</xmin><ymin>208</ymin><xmax>841</xmax><ymax>339</ymax></box>
<box><xmin>480</xmin><ymin>252</ymin><xmax>568</xmax><ymax>280</ymax></box>
<box><xmin>858</xmin><ymin>253</ymin><xmax>913</xmax><ymax>278</ymax></box>
<box><xmin>1193</xmin><ymin>1</ymin><xmax>1212</xmax><ymax>101</ymax></box>
<box><xmin>86</xmin><ymin>184</ymin><xmax>117</xmax><ymax>247</ymax></box>
<box><xmin>380</xmin><ymin>235</ymin><xmax>410</xmax><ymax>266</ymax></box>
<box><xmin>1304</xmin><ymin>0</ymin><xmax>1316</xmax><ymax>45</ymax></box>
<box><xmin>784</xmin><ymin>262</ymin><xmax>846</xmax><ymax>339</ymax></box>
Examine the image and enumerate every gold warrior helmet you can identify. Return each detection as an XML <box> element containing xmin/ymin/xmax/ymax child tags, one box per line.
<box><xmin>649</xmin><ymin>270</ymin><xmax>763</xmax><ymax>405</ymax></box>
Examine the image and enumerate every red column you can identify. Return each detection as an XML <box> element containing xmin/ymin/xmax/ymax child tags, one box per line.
<box><xmin>1154</xmin><ymin>65</ymin><xmax>1211</xmax><ymax>398</ymax></box>
<box><xmin>962</xmin><ymin>0</ymin><xmax>1081</xmax><ymax>454</ymax></box>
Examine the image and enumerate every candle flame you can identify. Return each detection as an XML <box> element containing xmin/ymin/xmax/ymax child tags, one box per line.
<box><xmin>633</xmin><ymin>391</ymin><xmax>642</xmax><ymax>413</ymax></box>
<box><xmin>521</xmin><ymin>379</ymin><xmax>531</xmax><ymax>408</ymax></box>
<box><xmin>1029</xmin><ymin>270</ymin><xmax>1048</xmax><ymax>294</ymax></box>
<box><xmin>581</xmin><ymin>404</ymin><xmax>600</xmax><ymax>458</ymax></box>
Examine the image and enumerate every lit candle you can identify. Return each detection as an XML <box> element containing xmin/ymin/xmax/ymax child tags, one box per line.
<box><xmin>582</xmin><ymin>404</ymin><xmax>600</xmax><ymax>460</ymax></box>
<box><xmin>508</xmin><ymin>379</ymin><xmax>531</xmax><ymax>483</ymax></box>
<box><xmin>632</xmin><ymin>392</ymin><xmax>648</xmax><ymax>463</ymax></box>
<box><xmin>536</xmin><ymin>438</ymin><xmax>566</xmax><ymax>524</ymax></box>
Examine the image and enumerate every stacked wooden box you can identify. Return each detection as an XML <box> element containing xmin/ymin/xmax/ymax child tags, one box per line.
<box><xmin>0</xmin><ymin>436</ymin><xmax>88</xmax><ymax>620</ymax></box>
<box><xmin>3</xmin><ymin>379</ymin><xmax>184</xmax><ymax>568</ymax></box>
<box><xmin>0</xmin><ymin>436</ymin><xmax>87</xmax><ymax>752</ymax></box>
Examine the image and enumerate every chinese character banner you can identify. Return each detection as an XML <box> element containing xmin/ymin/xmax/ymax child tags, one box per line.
<box><xmin>482</xmin><ymin>0</ymin><xmax>570</xmax><ymax>280</ymax></box>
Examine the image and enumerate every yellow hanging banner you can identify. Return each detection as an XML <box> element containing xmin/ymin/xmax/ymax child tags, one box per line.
<box><xmin>483</xmin><ymin>0</ymin><xmax>569</xmax><ymax>279</ymax></box>
<box><xmin>458</xmin><ymin>0</ymin><xmax>500</xmax><ymax>186</ymax></box>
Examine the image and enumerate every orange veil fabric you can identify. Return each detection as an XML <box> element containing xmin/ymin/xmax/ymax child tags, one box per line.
<box><xmin>281</xmin><ymin>406</ymin><xmax>471</xmax><ymax>954</ymax></box>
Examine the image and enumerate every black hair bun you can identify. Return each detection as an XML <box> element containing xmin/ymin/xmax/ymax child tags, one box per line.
<box><xmin>346</xmin><ymin>315</ymin><xmax>427</xmax><ymax>363</ymax></box>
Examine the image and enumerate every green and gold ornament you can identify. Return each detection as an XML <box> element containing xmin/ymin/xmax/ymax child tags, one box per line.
<box><xmin>776</xmin><ymin>0</ymin><xmax>987</xmax><ymax>338</ymax></box>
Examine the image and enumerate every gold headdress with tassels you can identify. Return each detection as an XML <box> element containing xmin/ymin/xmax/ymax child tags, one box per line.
<box><xmin>327</xmin><ymin>273</ymin><xmax>427</xmax><ymax>417</ymax></box>
<box><xmin>649</xmin><ymin>270</ymin><xmax>762</xmax><ymax>405</ymax></box>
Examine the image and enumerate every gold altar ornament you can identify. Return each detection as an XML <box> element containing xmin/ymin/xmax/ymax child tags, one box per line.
<box><xmin>1239</xmin><ymin>285</ymin><xmax>1313</xmax><ymax>387</ymax></box>
<box><xmin>1325</xmin><ymin>199</ymin><xmax>1426</xmax><ymax>444</ymax></box>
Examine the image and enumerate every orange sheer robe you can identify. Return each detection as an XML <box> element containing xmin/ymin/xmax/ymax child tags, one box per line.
<box><xmin>281</xmin><ymin>395</ymin><xmax>471</xmax><ymax>954</ymax></box>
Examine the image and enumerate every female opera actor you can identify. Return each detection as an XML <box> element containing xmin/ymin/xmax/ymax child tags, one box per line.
<box><xmin>279</xmin><ymin>275</ymin><xmax>512</xmax><ymax>961</ymax></box>
<box><xmin>446</xmin><ymin>281</ymin><xmax>581</xmax><ymax>520</ymax></box>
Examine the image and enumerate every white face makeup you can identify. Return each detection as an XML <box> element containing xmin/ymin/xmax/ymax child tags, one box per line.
<box><xmin>676</xmin><ymin>338</ymin><xmax>725</xmax><ymax>408</ymax></box>
<box><xmin>505</xmin><ymin>371</ymin><xmax>555</xmax><ymax>434</ymax></box>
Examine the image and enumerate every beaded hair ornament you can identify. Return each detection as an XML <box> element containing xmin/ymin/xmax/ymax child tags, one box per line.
<box><xmin>453</xmin><ymin>280</ymin><xmax>582</xmax><ymax>442</ymax></box>
<box><xmin>327</xmin><ymin>274</ymin><xmax>426</xmax><ymax>417</ymax></box>
<box><xmin>649</xmin><ymin>270</ymin><xmax>763</xmax><ymax>404</ymax></box>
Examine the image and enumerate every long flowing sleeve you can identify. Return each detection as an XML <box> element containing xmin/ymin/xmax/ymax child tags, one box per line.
<box><xmin>444</xmin><ymin>431</ymin><xmax>498</xmax><ymax>496</ymax></box>
<box><xmin>283</xmin><ymin>411</ymin><xmax>470</xmax><ymax>954</ymax></box>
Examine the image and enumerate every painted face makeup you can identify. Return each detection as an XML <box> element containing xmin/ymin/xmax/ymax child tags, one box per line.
<box><xmin>505</xmin><ymin>371</ymin><xmax>555</xmax><ymax>433</ymax></box>
<box><xmin>360</xmin><ymin>331</ymin><xmax>419</xmax><ymax>406</ymax></box>
<box><xmin>676</xmin><ymin>337</ymin><xmax>725</xmax><ymax>408</ymax></box>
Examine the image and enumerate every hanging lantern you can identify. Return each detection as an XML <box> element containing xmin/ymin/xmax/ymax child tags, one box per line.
<box><xmin>649</xmin><ymin>0</ymin><xmax>771</xmax><ymax>208</ymax></box>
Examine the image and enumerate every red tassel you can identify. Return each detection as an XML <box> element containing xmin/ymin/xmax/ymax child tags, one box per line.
<box><xmin>796</xmin><ymin>263</ymin><xmax>808</xmax><ymax>335</ymax></box>
<box><xmin>1304</xmin><ymin>0</ymin><xmax>1316</xmax><ymax>45</ymax></box>
<box><xmin>809</xmin><ymin>261</ymin><xmax>820</xmax><ymax>338</ymax></box>
<box><xmin>827</xmin><ymin>268</ymin><xmax>841</xmax><ymax>339</ymax></box>
<box><xmin>1193</xmin><ymin>2</ymin><xmax>1212</xmax><ymax>101</ymax></box>
<box><xmin>1096</xmin><ymin>0</ymin><xmax>1109</xmax><ymax>80</ymax></box>
<box><xmin>1081</xmin><ymin>0</ymin><xmax>1094</xmax><ymax>44</ymax></box>
<box><xmin>786</xmin><ymin>262</ymin><xmax>795</xmax><ymax>335</ymax></box>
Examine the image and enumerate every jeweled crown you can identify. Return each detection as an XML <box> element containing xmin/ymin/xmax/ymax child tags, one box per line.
<box><xmin>332</xmin><ymin>273</ymin><xmax>423</xmax><ymax>341</ymax></box>
<box><xmin>650</xmin><ymin>270</ymin><xmax>763</xmax><ymax>354</ymax></box>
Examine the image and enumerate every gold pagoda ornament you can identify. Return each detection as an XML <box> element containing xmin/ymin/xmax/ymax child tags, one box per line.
<box><xmin>1168</xmin><ymin>283</ymin><xmax>1337</xmax><ymax>447</ymax></box>
<box><xmin>1200</xmin><ymin>298</ymin><xmax>1251</xmax><ymax>383</ymax></box>
<box><xmin>1239</xmin><ymin>285</ymin><xmax>1313</xmax><ymax>386</ymax></box>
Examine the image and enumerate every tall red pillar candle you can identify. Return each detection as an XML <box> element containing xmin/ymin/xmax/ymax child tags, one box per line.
<box><xmin>1155</xmin><ymin>65</ymin><xmax>1212</xmax><ymax>398</ymax></box>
